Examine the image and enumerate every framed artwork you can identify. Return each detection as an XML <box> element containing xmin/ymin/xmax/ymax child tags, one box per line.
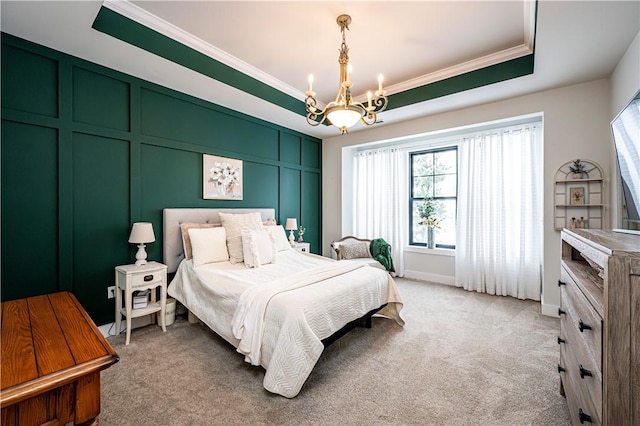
<box><xmin>570</xmin><ymin>187</ymin><xmax>585</xmax><ymax>205</ymax></box>
<box><xmin>203</xmin><ymin>154</ymin><xmax>243</xmax><ymax>200</ymax></box>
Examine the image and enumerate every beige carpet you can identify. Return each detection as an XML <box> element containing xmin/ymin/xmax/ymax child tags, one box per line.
<box><xmin>100</xmin><ymin>278</ymin><xmax>571</xmax><ymax>425</ymax></box>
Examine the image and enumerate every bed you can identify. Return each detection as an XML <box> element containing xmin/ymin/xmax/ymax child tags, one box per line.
<box><xmin>164</xmin><ymin>208</ymin><xmax>404</xmax><ymax>398</ymax></box>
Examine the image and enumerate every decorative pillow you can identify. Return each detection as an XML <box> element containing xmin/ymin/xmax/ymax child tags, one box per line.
<box><xmin>219</xmin><ymin>212</ymin><xmax>264</xmax><ymax>264</ymax></box>
<box><xmin>188</xmin><ymin>227</ymin><xmax>229</xmax><ymax>267</ymax></box>
<box><xmin>340</xmin><ymin>242</ymin><xmax>371</xmax><ymax>259</ymax></box>
<box><xmin>241</xmin><ymin>229</ymin><xmax>276</xmax><ymax>268</ymax></box>
<box><xmin>180</xmin><ymin>222</ymin><xmax>221</xmax><ymax>260</ymax></box>
<box><xmin>263</xmin><ymin>218</ymin><xmax>277</xmax><ymax>226</ymax></box>
<box><xmin>264</xmin><ymin>225</ymin><xmax>291</xmax><ymax>252</ymax></box>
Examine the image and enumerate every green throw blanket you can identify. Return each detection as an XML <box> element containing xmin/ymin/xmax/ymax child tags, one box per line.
<box><xmin>369</xmin><ymin>238</ymin><xmax>395</xmax><ymax>273</ymax></box>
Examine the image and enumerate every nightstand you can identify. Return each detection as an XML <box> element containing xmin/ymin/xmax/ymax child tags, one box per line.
<box><xmin>115</xmin><ymin>261</ymin><xmax>167</xmax><ymax>345</ymax></box>
<box><xmin>293</xmin><ymin>242</ymin><xmax>310</xmax><ymax>253</ymax></box>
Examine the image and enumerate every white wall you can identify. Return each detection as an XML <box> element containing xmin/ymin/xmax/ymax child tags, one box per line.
<box><xmin>610</xmin><ymin>30</ymin><xmax>640</xmax><ymax>227</ymax></box>
<box><xmin>322</xmin><ymin>78</ymin><xmax>612</xmax><ymax>317</ymax></box>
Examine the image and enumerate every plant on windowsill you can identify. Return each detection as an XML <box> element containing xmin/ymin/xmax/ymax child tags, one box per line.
<box><xmin>417</xmin><ymin>197</ymin><xmax>442</xmax><ymax>249</ymax></box>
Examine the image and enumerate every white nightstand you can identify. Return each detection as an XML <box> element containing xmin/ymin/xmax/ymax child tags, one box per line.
<box><xmin>293</xmin><ymin>242</ymin><xmax>310</xmax><ymax>253</ymax></box>
<box><xmin>115</xmin><ymin>261</ymin><xmax>167</xmax><ymax>345</ymax></box>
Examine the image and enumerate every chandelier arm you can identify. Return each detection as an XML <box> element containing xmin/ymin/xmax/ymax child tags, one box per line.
<box><xmin>306</xmin><ymin>114</ymin><xmax>325</xmax><ymax>126</ymax></box>
<box><xmin>361</xmin><ymin>113</ymin><xmax>377</xmax><ymax>126</ymax></box>
<box><xmin>370</xmin><ymin>96</ymin><xmax>389</xmax><ymax>113</ymax></box>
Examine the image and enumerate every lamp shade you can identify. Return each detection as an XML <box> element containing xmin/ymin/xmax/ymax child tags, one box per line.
<box><xmin>326</xmin><ymin>105</ymin><xmax>363</xmax><ymax>130</ymax></box>
<box><xmin>285</xmin><ymin>218</ymin><xmax>298</xmax><ymax>231</ymax></box>
<box><xmin>128</xmin><ymin>222</ymin><xmax>155</xmax><ymax>244</ymax></box>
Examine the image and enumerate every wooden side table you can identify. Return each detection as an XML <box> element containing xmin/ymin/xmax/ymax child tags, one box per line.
<box><xmin>1</xmin><ymin>292</ymin><xmax>119</xmax><ymax>426</ymax></box>
<box><xmin>293</xmin><ymin>242</ymin><xmax>310</xmax><ymax>253</ymax></box>
<box><xmin>115</xmin><ymin>261</ymin><xmax>167</xmax><ymax>345</ymax></box>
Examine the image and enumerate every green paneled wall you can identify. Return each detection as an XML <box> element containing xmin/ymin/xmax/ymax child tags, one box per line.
<box><xmin>1</xmin><ymin>33</ymin><xmax>322</xmax><ymax>325</ymax></box>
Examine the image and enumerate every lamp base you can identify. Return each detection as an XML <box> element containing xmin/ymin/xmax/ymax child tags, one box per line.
<box><xmin>288</xmin><ymin>230</ymin><xmax>295</xmax><ymax>247</ymax></box>
<box><xmin>135</xmin><ymin>244</ymin><xmax>148</xmax><ymax>266</ymax></box>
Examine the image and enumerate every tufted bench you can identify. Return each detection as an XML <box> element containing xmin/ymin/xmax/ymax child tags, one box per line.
<box><xmin>330</xmin><ymin>236</ymin><xmax>386</xmax><ymax>270</ymax></box>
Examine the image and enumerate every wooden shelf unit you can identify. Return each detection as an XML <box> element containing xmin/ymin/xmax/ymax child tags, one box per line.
<box><xmin>554</xmin><ymin>160</ymin><xmax>604</xmax><ymax>230</ymax></box>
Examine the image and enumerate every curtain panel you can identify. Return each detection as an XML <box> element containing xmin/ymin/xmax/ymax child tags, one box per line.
<box><xmin>455</xmin><ymin>125</ymin><xmax>543</xmax><ymax>300</ymax></box>
<box><xmin>353</xmin><ymin>147</ymin><xmax>407</xmax><ymax>276</ymax></box>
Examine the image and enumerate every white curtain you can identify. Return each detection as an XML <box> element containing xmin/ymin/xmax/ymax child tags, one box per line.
<box><xmin>353</xmin><ymin>147</ymin><xmax>407</xmax><ymax>276</ymax></box>
<box><xmin>455</xmin><ymin>124</ymin><xmax>543</xmax><ymax>300</ymax></box>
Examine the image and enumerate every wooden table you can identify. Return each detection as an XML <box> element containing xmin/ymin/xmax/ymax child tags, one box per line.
<box><xmin>1</xmin><ymin>292</ymin><xmax>119</xmax><ymax>426</ymax></box>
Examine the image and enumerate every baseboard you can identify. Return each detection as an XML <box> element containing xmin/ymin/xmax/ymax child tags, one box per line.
<box><xmin>98</xmin><ymin>315</ymin><xmax>154</xmax><ymax>338</ymax></box>
<box><xmin>403</xmin><ymin>270</ymin><xmax>455</xmax><ymax>286</ymax></box>
<box><xmin>541</xmin><ymin>303</ymin><xmax>560</xmax><ymax>318</ymax></box>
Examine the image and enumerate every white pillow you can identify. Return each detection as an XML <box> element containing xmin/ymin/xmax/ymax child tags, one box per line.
<box><xmin>180</xmin><ymin>222</ymin><xmax>220</xmax><ymax>260</ymax></box>
<box><xmin>264</xmin><ymin>225</ymin><xmax>291</xmax><ymax>252</ymax></box>
<box><xmin>188</xmin><ymin>227</ymin><xmax>229</xmax><ymax>267</ymax></box>
<box><xmin>219</xmin><ymin>212</ymin><xmax>264</xmax><ymax>264</ymax></box>
<box><xmin>241</xmin><ymin>229</ymin><xmax>276</xmax><ymax>268</ymax></box>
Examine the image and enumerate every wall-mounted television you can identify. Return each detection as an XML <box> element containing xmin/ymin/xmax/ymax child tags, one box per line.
<box><xmin>610</xmin><ymin>89</ymin><xmax>640</xmax><ymax>235</ymax></box>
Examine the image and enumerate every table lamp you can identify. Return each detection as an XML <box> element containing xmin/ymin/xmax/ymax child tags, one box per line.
<box><xmin>128</xmin><ymin>222</ymin><xmax>155</xmax><ymax>266</ymax></box>
<box><xmin>285</xmin><ymin>218</ymin><xmax>298</xmax><ymax>246</ymax></box>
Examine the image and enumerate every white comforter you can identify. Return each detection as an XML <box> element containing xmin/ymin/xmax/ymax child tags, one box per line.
<box><xmin>168</xmin><ymin>249</ymin><xmax>404</xmax><ymax>398</ymax></box>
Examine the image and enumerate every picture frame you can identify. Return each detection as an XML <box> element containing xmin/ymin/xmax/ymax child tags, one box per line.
<box><xmin>202</xmin><ymin>154</ymin><xmax>243</xmax><ymax>200</ymax></box>
<box><xmin>569</xmin><ymin>187</ymin><xmax>585</xmax><ymax>205</ymax></box>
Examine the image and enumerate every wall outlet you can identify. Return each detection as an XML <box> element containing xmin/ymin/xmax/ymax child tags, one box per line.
<box><xmin>107</xmin><ymin>285</ymin><xmax>116</xmax><ymax>299</ymax></box>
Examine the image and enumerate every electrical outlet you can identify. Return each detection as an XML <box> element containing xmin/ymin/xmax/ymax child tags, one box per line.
<box><xmin>107</xmin><ymin>285</ymin><xmax>116</xmax><ymax>299</ymax></box>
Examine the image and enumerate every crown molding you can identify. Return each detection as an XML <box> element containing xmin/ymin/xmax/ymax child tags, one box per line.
<box><xmin>102</xmin><ymin>0</ymin><xmax>305</xmax><ymax>101</ymax></box>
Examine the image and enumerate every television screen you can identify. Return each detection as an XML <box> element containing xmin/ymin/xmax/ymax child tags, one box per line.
<box><xmin>611</xmin><ymin>90</ymin><xmax>640</xmax><ymax>231</ymax></box>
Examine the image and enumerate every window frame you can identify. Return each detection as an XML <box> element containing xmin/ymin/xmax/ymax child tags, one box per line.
<box><xmin>409</xmin><ymin>146</ymin><xmax>458</xmax><ymax>249</ymax></box>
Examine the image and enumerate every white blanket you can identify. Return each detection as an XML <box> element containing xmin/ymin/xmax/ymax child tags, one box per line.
<box><xmin>231</xmin><ymin>262</ymin><xmax>367</xmax><ymax>365</ymax></box>
<box><xmin>168</xmin><ymin>249</ymin><xmax>404</xmax><ymax>397</ymax></box>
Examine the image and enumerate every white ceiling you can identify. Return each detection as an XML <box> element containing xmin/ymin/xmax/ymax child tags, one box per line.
<box><xmin>1</xmin><ymin>1</ymin><xmax>639</xmax><ymax>139</ymax></box>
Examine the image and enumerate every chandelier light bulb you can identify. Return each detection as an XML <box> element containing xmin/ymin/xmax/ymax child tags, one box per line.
<box><xmin>308</xmin><ymin>74</ymin><xmax>314</xmax><ymax>92</ymax></box>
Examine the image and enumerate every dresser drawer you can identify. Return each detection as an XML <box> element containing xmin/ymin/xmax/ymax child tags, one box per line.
<box><xmin>560</xmin><ymin>318</ymin><xmax>603</xmax><ymax>424</ymax></box>
<box><xmin>130</xmin><ymin>271</ymin><xmax>164</xmax><ymax>290</ymax></box>
<box><xmin>561</xmin><ymin>342</ymin><xmax>602</xmax><ymax>425</ymax></box>
<box><xmin>560</xmin><ymin>267</ymin><xmax>602</xmax><ymax>366</ymax></box>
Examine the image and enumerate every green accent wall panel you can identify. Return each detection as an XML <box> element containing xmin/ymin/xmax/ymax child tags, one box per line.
<box><xmin>1</xmin><ymin>121</ymin><xmax>59</xmax><ymax>300</ymax></box>
<box><xmin>302</xmin><ymin>138</ymin><xmax>321</xmax><ymax>169</ymax></box>
<box><xmin>140</xmin><ymin>88</ymin><xmax>279</xmax><ymax>161</ymax></box>
<box><xmin>280</xmin><ymin>133</ymin><xmax>301</xmax><ymax>165</ymax></box>
<box><xmin>279</xmin><ymin>167</ymin><xmax>301</xmax><ymax>225</ymax></box>
<box><xmin>302</xmin><ymin>172</ymin><xmax>321</xmax><ymax>254</ymax></box>
<box><xmin>1</xmin><ymin>44</ymin><xmax>58</xmax><ymax>118</ymax></box>
<box><xmin>242</xmin><ymin>161</ymin><xmax>279</xmax><ymax>208</ymax></box>
<box><xmin>72</xmin><ymin>133</ymin><xmax>130</xmax><ymax>320</ymax></box>
<box><xmin>140</xmin><ymin>88</ymin><xmax>220</xmax><ymax>144</ymax></box>
<box><xmin>73</xmin><ymin>66</ymin><xmax>130</xmax><ymax>131</ymax></box>
<box><xmin>1</xmin><ymin>33</ymin><xmax>321</xmax><ymax>325</ymax></box>
<box><xmin>139</xmin><ymin>144</ymin><xmax>210</xmax><ymax>262</ymax></box>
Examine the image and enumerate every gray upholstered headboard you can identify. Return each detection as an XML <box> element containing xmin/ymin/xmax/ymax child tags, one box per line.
<box><xmin>163</xmin><ymin>208</ymin><xmax>276</xmax><ymax>273</ymax></box>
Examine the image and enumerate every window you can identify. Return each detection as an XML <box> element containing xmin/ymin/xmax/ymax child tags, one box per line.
<box><xmin>410</xmin><ymin>147</ymin><xmax>457</xmax><ymax>248</ymax></box>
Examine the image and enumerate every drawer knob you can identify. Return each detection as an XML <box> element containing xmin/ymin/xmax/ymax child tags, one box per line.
<box><xmin>579</xmin><ymin>364</ymin><xmax>593</xmax><ymax>379</ymax></box>
<box><xmin>558</xmin><ymin>308</ymin><xmax>566</xmax><ymax>316</ymax></box>
<box><xmin>557</xmin><ymin>364</ymin><xmax>566</xmax><ymax>373</ymax></box>
<box><xmin>144</xmin><ymin>274</ymin><xmax>154</xmax><ymax>282</ymax></box>
<box><xmin>558</xmin><ymin>280</ymin><xmax>567</xmax><ymax>287</ymax></box>
<box><xmin>578</xmin><ymin>320</ymin><xmax>592</xmax><ymax>332</ymax></box>
<box><xmin>578</xmin><ymin>408</ymin><xmax>592</xmax><ymax>423</ymax></box>
<box><xmin>557</xmin><ymin>336</ymin><xmax>566</xmax><ymax>344</ymax></box>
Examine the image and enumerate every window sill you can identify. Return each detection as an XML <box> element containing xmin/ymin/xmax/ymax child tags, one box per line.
<box><xmin>404</xmin><ymin>246</ymin><xmax>455</xmax><ymax>257</ymax></box>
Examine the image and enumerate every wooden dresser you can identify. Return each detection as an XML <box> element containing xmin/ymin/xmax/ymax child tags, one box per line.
<box><xmin>559</xmin><ymin>229</ymin><xmax>640</xmax><ymax>425</ymax></box>
<box><xmin>1</xmin><ymin>292</ymin><xmax>119</xmax><ymax>426</ymax></box>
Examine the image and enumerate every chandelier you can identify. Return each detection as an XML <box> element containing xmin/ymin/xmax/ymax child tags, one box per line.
<box><xmin>304</xmin><ymin>14</ymin><xmax>388</xmax><ymax>135</ymax></box>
